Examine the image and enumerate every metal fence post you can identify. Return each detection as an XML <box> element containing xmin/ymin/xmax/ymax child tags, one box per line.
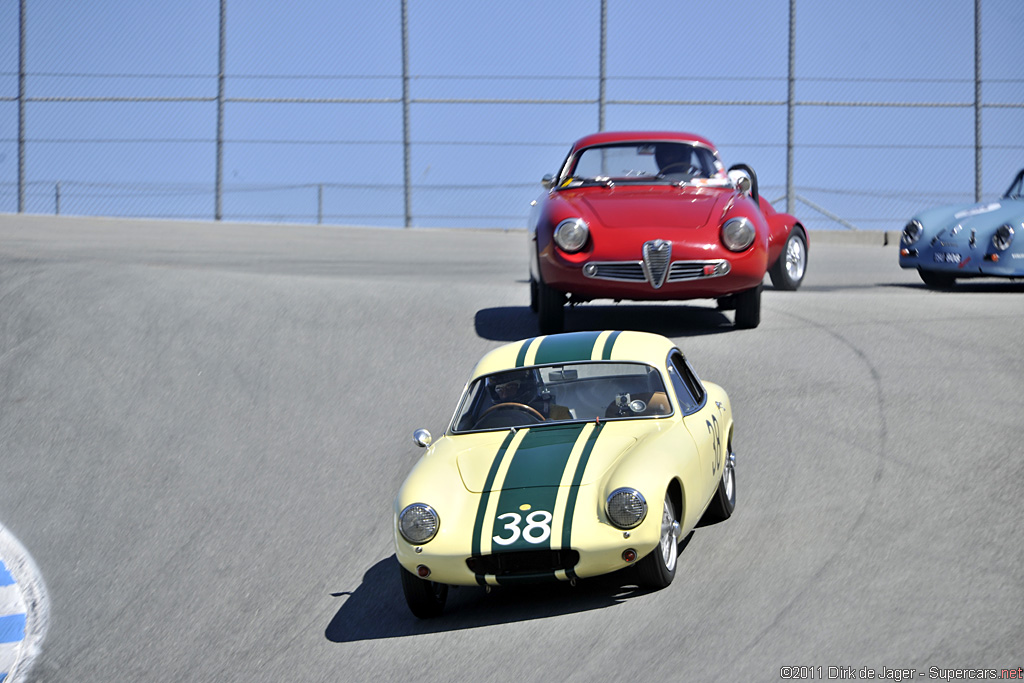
<box><xmin>598</xmin><ymin>0</ymin><xmax>607</xmax><ymax>132</ymax></box>
<box><xmin>974</xmin><ymin>0</ymin><xmax>982</xmax><ymax>202</ymax></box>
<box><xmin>215</xmin><ymin>0</ymin><xmax>226</xmax><ymax>221</ymax></box>
<box><xmin>18</xmin><ymin>0</ymin><xmax>26</xmax><ymax>213</ymax></box>
<box><xmin>318</xmin><ymin>184</ymin><xmax>323</xmax><ymax>224</ymax></box>
<box><xmin>401</xmin><ymin>0</ymin><xmax>412</xmax><ymax>227</ymax></box>
<box><xmin>55</xmin><ymin>181</ymin><xmax>61</xmax><ymax>215</ymax></box>
<box><xmin>786</xmin><ymin>0</ymin><xmax>795</xmax><ymax>216</ymax></box>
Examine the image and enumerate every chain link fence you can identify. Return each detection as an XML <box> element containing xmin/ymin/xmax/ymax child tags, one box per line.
<box><xmin>1</xmin><ymin>0</ymin><xmax>1021</xmax><ymax>230</ymax></box>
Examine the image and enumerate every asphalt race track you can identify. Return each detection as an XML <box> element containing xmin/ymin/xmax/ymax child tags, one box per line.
<box><xmin>0</xmin><ymin>214</ymin><xmax>1021</xmax><ymax>681</ymax></box>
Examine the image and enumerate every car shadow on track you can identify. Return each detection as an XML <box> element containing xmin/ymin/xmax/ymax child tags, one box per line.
<box><xmin>474</xmin><ymin>305</ymin><xmax>735</xmax><ymax>342</ymax></box>
<box><xmin>325</xmin><ymin>555</ymin><xmax>650</xmax><ymax>642</ymax></box>
<box><xmin>893</xmin><ymin>280</ymin><xmax>1024</xmax><ymax>293</ymax></box>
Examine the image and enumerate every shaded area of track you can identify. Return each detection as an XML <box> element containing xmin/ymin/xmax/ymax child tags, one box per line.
<box><xmin>0</xmin><ymin>215</ymin><xmax>1020</xmax><ymax>681</ymax></box>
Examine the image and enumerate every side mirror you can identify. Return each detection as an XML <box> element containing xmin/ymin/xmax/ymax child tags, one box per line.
<box><xmin>541</xmin><ymin>174</ymin><xmax>556</xmax><ymax>189</ymax></box>
<box><xmin>413</xmin><ymin>429</ymin><xmax>432</xmax><ymax>448</ymax></box>
<box><xmin>728</xmin><ymin>170</ymin><xmax>751</xmax><ymax>195</ymax></box>
<box><xmin>727</xmin><ymin>164</ymin><xmax>759</xmax><ymax>203</ymax></box>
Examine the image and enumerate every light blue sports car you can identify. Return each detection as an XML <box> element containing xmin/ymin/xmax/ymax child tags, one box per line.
<box><xmin>899</xmin><ymin>169</ymin><xmax>1024</xmax><ymax>287</ymax></box>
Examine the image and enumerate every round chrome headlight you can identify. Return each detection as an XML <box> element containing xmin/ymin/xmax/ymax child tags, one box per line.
<box><xmin>992</xmin><ymin>223</ymin><xmax>1016</xmax><ymax>251</ymax></box>
<box><xmin>902</xmin><ymin>220</ymin><xmax>924</xmax><ymax>246</ymax></box>
<box><xmin>721</xmin><ymin>217</ymin><xmax>755</xmax><ymax>252</ymax></box>
<box><xmin>399</xmin><ymin>503</ymin><xmax>439</xmax><ymax>544</ymax></box>
<box><xmin>606</xmin><ymin>488</ymin><xmax>647</xmax><ymax>529</ymax></box>
<box><xmin>553</xmin><ymin>218</ymin><xmax>589</xmax><ymax>253</ymax></box>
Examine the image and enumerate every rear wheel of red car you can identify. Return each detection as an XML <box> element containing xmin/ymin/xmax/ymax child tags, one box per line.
<box><xmin>636</xmin><ymin>494</ymin><xmax>679</xmax><ymax>590</ymax></box>
<box><xmin>768</xmin><ymin>228</ymin><xmax>807</xmax><ymax>291</ymax></box>
<box><xmin>919</xmin><ymin>269</ymin><xmax>956</xmax><ymax>288</ymax></box>
<box><xmin>733</xmin><ymin>285</ymin><xmax>761</xmax><ymax>329</ymax></box>
<box><xmin>399</xmin><ymin>563</ymin><xmax>448</xmax><ymax>619</ymax></box>
<box><xmin>536</xmin><ymin>277</ymin><xmax>565</xmax><ymax>334</ymax></box>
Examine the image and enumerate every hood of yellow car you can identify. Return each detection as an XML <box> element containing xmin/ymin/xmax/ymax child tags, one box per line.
<box><xmin>452</xmin><ymin>422</ymin><xmax>639</xmax><ymax>493</ymax></box>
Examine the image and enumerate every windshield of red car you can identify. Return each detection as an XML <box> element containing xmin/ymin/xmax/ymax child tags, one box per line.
<box><xmin>450</xmin><ymin>361</ymin><xmax>672</xmax><ymax>433</ymax></box>
<box><xmin>564</xmin><ymin>142</ymin><xmax>720</xmax><ymax>185</ymax></box>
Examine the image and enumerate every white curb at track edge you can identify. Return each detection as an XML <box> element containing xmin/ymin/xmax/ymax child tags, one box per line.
<box><xmin>0</xmin><ymin>524</ymin><xmax>49</xmax><ymax>683</ymax></box>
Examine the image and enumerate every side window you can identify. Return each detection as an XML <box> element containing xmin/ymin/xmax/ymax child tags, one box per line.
<box><xmin>668</xmin><ymin>351</ymin><xmax>706</xmax><ymax>414</ymax></box>
<box><xmin>694</xmin><ymin>147</ymin><xmax>717</xmax><ymax>178</ymax></box>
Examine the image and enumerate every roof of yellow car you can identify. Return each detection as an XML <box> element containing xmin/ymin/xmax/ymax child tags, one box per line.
<box><xmin>470</xmin><ymin>330</ymin><xmax>677</xmax><ymax>379</ymax></box>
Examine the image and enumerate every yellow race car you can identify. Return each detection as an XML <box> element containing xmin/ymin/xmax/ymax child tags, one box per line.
<box><xmin>394</xmin><ymin>330</ymin><xmax>736</xmax><ymax>618</ymax></box>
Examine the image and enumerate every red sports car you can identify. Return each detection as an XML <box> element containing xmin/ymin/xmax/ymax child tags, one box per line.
<box><xmin>528</xmin><ymin>131</ymin><xmax>807</xmax><ymax>332</ymax></box>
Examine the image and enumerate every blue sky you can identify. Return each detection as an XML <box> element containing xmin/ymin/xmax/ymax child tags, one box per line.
<box><xmin>1</xmin><ymin>0</ymin><xmax>1021</xmax><ymax>228</ymax></box>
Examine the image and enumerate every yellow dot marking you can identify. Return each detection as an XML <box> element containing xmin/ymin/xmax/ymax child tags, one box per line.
<box><xmin>519</xmin><ymin>503</ymin><xmax>532</xmax><ymax>511</ymax></box>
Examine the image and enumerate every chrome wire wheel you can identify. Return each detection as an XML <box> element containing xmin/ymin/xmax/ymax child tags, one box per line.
<box><xmin>722</xmin><ymin>450</ymin><xmax>735</xmax><ymax>504</ymax></box>
<box><xmin>699</xmin><ymin>444</ymin><xmax>736</xmax><ymax>526</ymax></box>
<box><xmin>658</xmin><ymin>497</ymin><xmax>678</xmax><ymax>573</ymax></box>
<box><xmin>785</xmin><ymin>234</ymin><xmax>806</xmax><ymax>282</ymax></box>
<box><xmin>769</xmin><ymin>229</ymin><xmax>807</xmax><ymax>291</ymax></box>
<box><xmin>638</xmin><ymin>492</ymin><xmax>679</xmax><ymax>589</ymax></box>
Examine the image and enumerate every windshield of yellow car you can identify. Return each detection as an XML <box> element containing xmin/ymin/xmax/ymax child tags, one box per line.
<box><xmin>450</xmin><ymin>361</ymin><xmax>672</xmax><ymax>433</ymax></box>
<box><xmin>561</xmin><ymin>142</ymin><xmax>718</xmax><ymax>186</ymax></box>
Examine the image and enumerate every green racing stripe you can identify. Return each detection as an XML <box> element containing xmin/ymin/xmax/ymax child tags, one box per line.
<box><xmin>514</xmin><ymin>337</ymin><xmax>536</xmax><ymax>368</ymax></box>
<box><xmin>489</xmin><ymin>424</ymin><xmax>588</xmax><ymax>553</ymax></box>
<box><xmin>471</xmin><ymin>430</ymin><xmax>518</xmax><ymax>561</ymax></box>
<box><xmin>533</xmin><ymin>331</ymin><xmax>604</xmax><ymax>365</ymax></box>
<box><xmin>515</xmin><ymin>331</ymin><xmax>622</xmax><ymax>367</ymax></box>
<box><xmin>560</xmin><ymin>421</ymin><xmax>605</xmax><ymax>562</ymax></box>
<box><xmin>600</xmin><ymin>330</ymin><xmax>622</xmax><ymax>360</ymax></box>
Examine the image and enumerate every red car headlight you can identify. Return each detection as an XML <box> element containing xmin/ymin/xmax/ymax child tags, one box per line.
<box><xmin>721</xmin><ymin>217</ymin><xmax>756</xmax><ymax>252</ymax></box>
<box><xmin>554</xmin><ymin>218</ymin><xmax>589</xmax><ymax>253</ymax></box>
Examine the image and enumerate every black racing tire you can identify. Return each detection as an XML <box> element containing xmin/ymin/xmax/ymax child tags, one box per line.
<box><xmin>768</xmin><ymin>228</ymin><xmax>807</xmax><ymax>291</ymax></box>
<box><xmin>733</xmin><ymin>285</ymin><xmax>762</xmax><ymax>329</ymax></box>
<box><xmin>699</xmin><ymin>442</ymin><xmax>736</xmax><ymax>526</ymax></box>
<box><xmin>636</xmin><ymin>493</ymin><xmax>679</xmax><ymax>590</ymax></box>
<box><xmin>399</xmin><ymin>563</ymin><xmax>448</xmax><ymax>619</ymax></box>
<box><xmin>529</xmin><ymin>276</ymin><xmax>539</xmax><ymax>312</ymax></box>
<box><xmin>536</xmin><ymin>276</ymin><xmax>566</xmax><ymax>335</ymax></box>
<box><xmin>919</xmin><ymin>269</ymin><xmax>956</xmax><ymax>288</ymax></box>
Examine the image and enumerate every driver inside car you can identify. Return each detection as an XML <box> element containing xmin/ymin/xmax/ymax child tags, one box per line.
<box><xmin>486</xmin><ymin>369</ymin><xmax>572</xmax><ymax>421</ymax></box>
<box><xmin>654</xmin><ymin>143</ymin><xmax>696</xmax><ymax>177</ymax></box>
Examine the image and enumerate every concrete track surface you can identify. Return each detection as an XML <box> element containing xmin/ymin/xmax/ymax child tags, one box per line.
<box><xmin>0</xmin><ymin>214</ymin><xmax>1021</xmax><ymax>682</ymax></box>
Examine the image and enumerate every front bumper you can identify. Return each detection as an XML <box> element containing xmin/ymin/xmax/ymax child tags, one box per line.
<box><xmin>899</xmin><ymin>241</ymin><xmax>1022</xmax><ymax>278</ymax></box>
<box><xmin>539</xmin><ymin>241</ymin><xmax>767</xmax><ymax>300</ymax></box>
<box><xmin>394</xmin><ymin>503</ymin><xmax>663</xmax><ymax>587</ymax></box>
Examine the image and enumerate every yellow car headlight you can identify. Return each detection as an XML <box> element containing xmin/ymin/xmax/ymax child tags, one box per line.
<box><xmin>606</xmin><ymin>488</ymin><xmax>647</xmax><ymax>529</ymax></box>
<box><xmin>399</xmin><ymin>503</ymin><xmax>439</xmax><ymax>544</ymax></box>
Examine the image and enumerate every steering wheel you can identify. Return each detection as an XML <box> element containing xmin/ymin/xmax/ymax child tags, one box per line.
<box><xmin>478</xmin><ymin>402</ymin><xmax>545</xmax><ymax>422</ymax></box>
<box><xmin>658</xmin><ymin>163</ymin><xmax>699</xmax><ymax>177</ymax></box>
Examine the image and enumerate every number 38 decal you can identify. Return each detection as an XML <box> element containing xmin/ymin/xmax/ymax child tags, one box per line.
<box><xmin>493</xmin><ymin>510</ymin><xmax>552</xmax><ymax>546</ymax></box>
<box><xmin>706</xmin><ymin>413</ymin><xmax>723</xmax><ymax>477</ymax></box>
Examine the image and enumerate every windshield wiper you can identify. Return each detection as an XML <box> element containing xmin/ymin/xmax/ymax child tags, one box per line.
<box><xmin>562</xmin><ymin>176</ymin><xmax>613</xmax><ymax>188</ymax></box>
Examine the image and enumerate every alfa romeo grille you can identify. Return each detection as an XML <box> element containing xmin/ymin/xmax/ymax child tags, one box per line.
<box><xmin>583</xmin><ymin>262</ymin><xmax>646</xmax><ymax>281</ymax></box>
<box><xmin>641</xmin><ymin>240</ymin><xmax>672</xmax><ymax>289</ymax></box>
<box><xmin>668</xmin><ymin>260</ymin><xmax>730</xmax><ymax>281</ymax></box>
<box><xmin>583</xmin><ymin>257</ymin><xmax>730</xmax><ymax>285</ymax></box>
